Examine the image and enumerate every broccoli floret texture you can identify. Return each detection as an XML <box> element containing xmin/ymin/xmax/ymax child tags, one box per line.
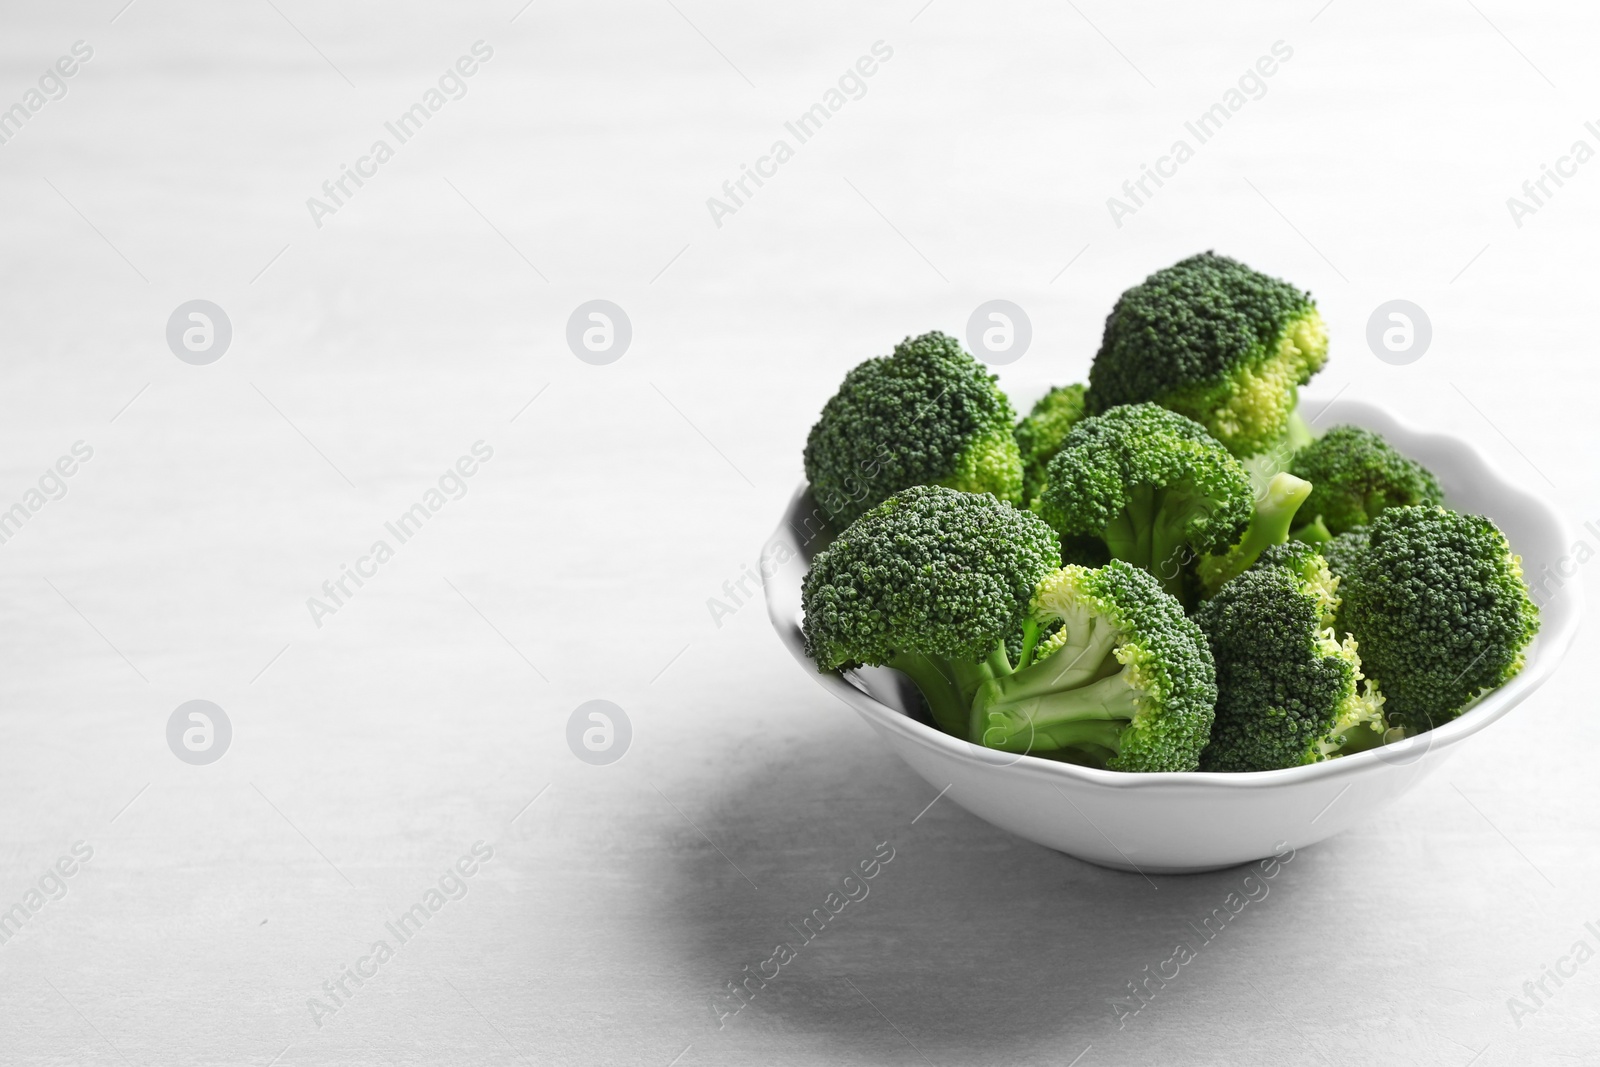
<box><xmin>1253</xmin><ymin>541</ymin><xmax>1340</xmax><ymax>627</ymax></box>
<box><xmin>1014</xmin><ymin>383</ymin><xmax>1087</xmax><ymax>507</ymax></box>
<box><xmin>804</xmin><ymin>331</ymin><xmax>1022</xmax><ymax>528</ymax></box>
<box><xmin>1086</xmin><ymin>252</ymin><xmax>1328</xmax><ymax>456</ymax></box>
<box><xmin>1319</xmin><ymin>526</ymin><xmax>1369</xmax><ymax>582</ymax></box>
<box><xmin>1339</xmin><ymin>506</ymin><xmax>1539</xmax><ymax>733</ymax></box>
<box><xmin>974</xmin><ymin>561</ymin><xmax>1217</xmax><ymax>772</ymax></box>
<box><xmin>1289</xmin><ymin>425</ymin><xmax>1444</xmax><ymax>534</ymax></box>
<box><xmin>1038</xmin><ymin>403</ymin><xmax>1252</xmax><ymax>600</ymax></box>
<box><xmin>800</xmin><ymin>484</ymin><xmax>1057</xmax><ymax>666</ymax></box>
<box><xmin>1196</xmin><ymin>560</ymin><xmax>1377</xmax><ymax>771</ymax></box>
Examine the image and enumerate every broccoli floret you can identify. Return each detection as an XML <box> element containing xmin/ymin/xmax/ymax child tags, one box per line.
<box><xmin>971</xmin><ymin>561</ymin><xmax>1217</xmax><ymax>772</ymax></box>
<box><xmin>1037</xmin><ymin>403</ymin><xmax>1252</xmax><ymax>602</ymax></box>
<box><xmin>800</xmin><ymin>485</ymin><xmax>1060</xmax><ymax>736</ymax></box>
<box><xmin>804</xmin><ymin>331</ymin><xmax>1023</xmax><ymax>528</ymax></box>
<box><xmin>1318</xmin><ymin>526</ymin><xmax>1369</xmax><ymax>583</ymax></box>
<box><xmin>1014</xmin><ymin>383</ymin><xmax>1088</xmax><ymax>507</ymax></box>
<box><xmin>1288</xmin><ymin>425</ymin><xmax>1444</xmax><ymax>535</ymax></box>
<box><xmin>1086</xmin><ymin>252</ymin><xmax>1328</xmax><ymax>457</ymax></box>
<box><xmin>1252</xmin><ymin>541</ymin><xmax>1340</xmax><ymax>626</ymax></box>
<box><xmin>1196</xmin><ymin>471</ymin><xmax>1313</xmax><ymax>596</ymax></box>
<box><xmin>1338</xmin><ymin>506</ymin><xmax>1539</xmax><ymax>734</ymax></box>
<box><xmin>1196</xmin><ymin>552</ymin><xmax>1384</xmax><ymax>771</ymax></box>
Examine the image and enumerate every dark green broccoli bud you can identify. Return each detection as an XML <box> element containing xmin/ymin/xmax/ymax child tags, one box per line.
<box><xmin>1196</xmin><ymin>472</ymin><xmax>1313</xmax><ymax>596</ymax></box>
<box><xmin>1288</xmin><ymin>425</ymin><xmax>1444</xmax><ymax>535</ymax></box>
<box><xmin>1060</xmin><ymin>535</ymin><xmax>1112</xmax><ymax>569</ymax></box>
<box><xmin>804</xmin><ymin>331</ymin><xmax>1023</xmax><ymax>528</ymax></box>
<box><xmin>1037</xmin><ymin>403</ymin><xmax>1252</xmax><ymax>602</ymax></box>
<box><xmin>1318</xmin><ymin>526</ymin><xmax>1369</xmax><ymax>583</ymax></box>
<box><xmin>1253</xmin><ymin>541</ymin><xmax>1337</xmax><ymax>618</ymax></box>
<box><xmin>1339</xmin><ymin>506</ymin><xmax>1539</xmax><ymax>734</ymax></box>
<box><xmin>801</xmin><ymin>485</ymin><xmax>1060</xmax><ymax>735</ymax></box>
<box><xmin>1014</xmin><ymin>383</ymin><xmax>1087</xmax><ymax>507</ymax></box>
<box><xmin>1086</xmin><ymin>252</ymin><xmax>1328</xmax><ymax>457</ymax></box>
<box><xmin>972</xmin><ymin>561</ymin><xmax>1217</xmax><ymax>772</ymax></box>
<box><xmin>1196</xmin><ymin>554</ymin><xmax>1384</xmax><ymax>771</ymax></box>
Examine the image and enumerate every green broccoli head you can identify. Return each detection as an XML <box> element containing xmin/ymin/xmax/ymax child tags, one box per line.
<box><xmin>1196</xmin><ymin>553</ymin><xmax>1383</xmax><ymax>772</ymax></box>
<box><xmin>1252</xmin><ymin>541</ymin><xmax>1340</xmax><ymax>627</ymax></box>
<box><xmin>1014</xmin><ymin>383</ymin><xmax>1088</xmax><ymax>507</ymax></box>
<box><xmin>1288</xmin><ymin>425</ymin><xmax>1444</xmax><ymax>535</ymax></box>
<box><xmin>800</xmin><ymin>485</ymin><xmax>1060</xmax><ymax>735</ymax></box>
<box><xmin>1338</xmin><ymin>506</ymin><xmax>1539</xmax><ymax>734</ymax></box>
<box><xmin>1086</xmin><ymin>252</ymin><xmax>1328</xmax><ymax>457</ymax></box>
<box><xmin>1037</xmin><ymin>403</ymin><xmax>1252</xmax><ymax>600</ymax></box>
<box><xmin>1318</xmin><ymin>526</ymin><xmax>1369</xmax><ymax>583</ymax></box>
<box><xmin>804</xmin><ymin>331</ymin><xmax>1023</xmax><ymax>527</ymax></box>
<box><xmin>972</xmin><ymin>560</ymin><xmax>1217</xmax><ymax>772</ymax></box>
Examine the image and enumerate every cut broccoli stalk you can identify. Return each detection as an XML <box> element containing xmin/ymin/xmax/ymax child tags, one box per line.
<box><xmin>968</xmin><ymin>561</ymin><xmax>1218</xmax><ymax>772</ymax></box>
<box><xmin>974</xmin><ymin>658</ymin><xmax>1142</xmax><ymax>757</ymax></box>
<box><xmin>1197</xmin><ymin>472</ymin><xmax>1312</xmax><ymax>596</ymax></box>
<box><xmin>1243</xmin><ymin>407</ymin><xmax>1315</xmax><ymax>496</ymax></box>
<box><xmin>1292</xmin><ymin>515</ymin><xmax>1333</xmax><ymax>544</ymax></box>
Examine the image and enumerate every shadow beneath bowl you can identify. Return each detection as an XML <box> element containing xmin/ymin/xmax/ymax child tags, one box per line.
<box><xmin>654</xmin><ymin>723</ymin><xmax>1312</xmax><ymax>1062</ymax></box>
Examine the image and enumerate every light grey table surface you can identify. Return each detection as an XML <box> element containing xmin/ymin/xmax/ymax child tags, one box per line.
<box><xmin>1</xmin><ymin>2</ymin><xmax>1596</xmax><ymax>1065</ymax></box>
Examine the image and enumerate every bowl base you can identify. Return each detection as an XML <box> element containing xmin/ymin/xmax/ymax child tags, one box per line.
<box><xmin>1075</xmin><ymin>855</ymin><xmax>1269</xmax><ymax>876</ymax></box>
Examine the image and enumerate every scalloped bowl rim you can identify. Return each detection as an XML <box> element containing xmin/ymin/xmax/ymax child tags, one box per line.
<box><xmin>762</xmin><ymin>393</ymin><xmax>1582</xmax><ymax>792</ymax></box>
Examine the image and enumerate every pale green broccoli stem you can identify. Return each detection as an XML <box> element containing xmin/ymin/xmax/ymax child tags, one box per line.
<box><xmin>1292</xmin><ymin>515</ymin><xmax>1333</xmax><ymax>544</ymax></box>
<box><xmin>1018</xmin><ymin>622</ymin><xmax>1122</xmax><ymax>695</ymax></box>
<box><xmin>888</xmin><ymin>652</ymin><xmax>970</xmax><ymax>736</ymax></box>
<box><xmin>1284</xmin><ymin>408</ymin><xmax>1313</xmax><ymax>452</ymax></box>
<box><xmin>1200</xmin><ymin>472</ymin><xmax>1312</xmax><ymax>595</ymax></box>
<box><xmin>1016</xmin><ymin>618</ymin><xmax>1043</xmax><ymax>671</ymax></box>
<box><xmin>1113</xmin><ymin>486</ymin><xmax>1157</xmax><ymax>570</ymax></box>
<box><xmin>1150</xmin><ymin>494</ymin><xmax>1214</xmax><ymax>602</ymax></box>
<box><xmin>1103</xmin><ymin>485</ymin><xmax>1189</xmax><ymax>601</ymax></box>
<box><xmin>977</xmin><ymin>673</ymin><xmax>1139</xmax><ymax>754</ymax></box>
<box><xmin>895</xmin><ymin>641</ymin><xmax>1015</xmax><ymax>739</ymax></box>
<box><xmin>971</xmin><ymin>611</ymin><xmax>1136</xmax><ymax>754</ymax></box>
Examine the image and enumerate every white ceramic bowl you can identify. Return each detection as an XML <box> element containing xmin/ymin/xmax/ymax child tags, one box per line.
<box><xmin>761</xmin><ymin>394</ymin><xmax>1581</xmax><ymax>873</ymax></box>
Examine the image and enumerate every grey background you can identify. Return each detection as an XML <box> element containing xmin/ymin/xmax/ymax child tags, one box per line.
<box><xmin>1</xmin><ymin>1</ymin><xmax>1596</xmax><ymax>1065</ymax></box>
